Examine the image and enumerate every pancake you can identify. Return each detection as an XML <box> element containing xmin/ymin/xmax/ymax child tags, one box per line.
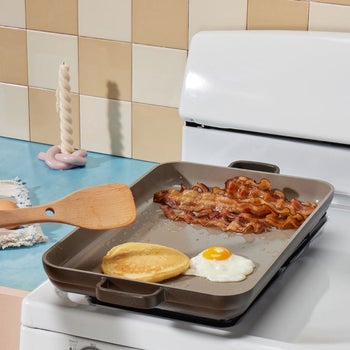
<box><xmin>101</xmin><ymin>242</ymin><xmax>190</xmax><ymax>282</ymax></box>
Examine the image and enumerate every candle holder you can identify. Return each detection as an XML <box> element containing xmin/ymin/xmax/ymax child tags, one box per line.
<box><xmin>38</xmin><ymin>145</ymin><xmax>87</xmax><ymax>170</ymax></box>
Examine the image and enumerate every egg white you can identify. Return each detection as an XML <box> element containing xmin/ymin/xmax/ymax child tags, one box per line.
<box><xmin>184</xmin><ymin>250</ymin><xmax>255</xmax><ymax>282</ymax></box>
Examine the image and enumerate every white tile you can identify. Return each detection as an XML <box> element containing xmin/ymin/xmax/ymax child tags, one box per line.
<box><xmin>78</xmin><ymin>0</ymin><xmax>131</xmax><ymax>42</ymax></box>
<box><xmin>309</xmin><ymin>2</ymin><xmax>350</xmax><ymax>31</ymax></box>
<box><xmin>189</xmin><ymin>0</ymin><xmax>247</xmax><ymax>41</ymax></box>
<box><xmin>132</xmin><ymin>44</ymin><xmax>187</xmax><ymax>108</ymax></box>
<box><xmin>27</xmin><ymin>30</ymin><xmax>78</xmax><ymax>92</ymax></box>
<box><xmin>0</xmin><ymin>83</ymin><xmax>29</xmax><ymax>140</ymax></box>
<box><xmin>0</xmin><ymin>0</ymin><xmax>25</xmax><ymax>28</ymax></box>
<box><xmin>80</xmin><ymin>94</ymin><xmax>132</xmax><ymax>157</ymax></box>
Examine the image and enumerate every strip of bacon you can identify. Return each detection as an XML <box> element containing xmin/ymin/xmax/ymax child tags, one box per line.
<box><xmin>153</xmin><ymin>176</ymin><xmax>317</xmax><ymax>234</ymax></box>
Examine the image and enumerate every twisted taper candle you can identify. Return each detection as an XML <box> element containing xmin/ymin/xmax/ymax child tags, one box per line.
<box><xmin>57</xmin><ymin>63</ymin><xmax>74</xmax><ymax>154</ymax></box>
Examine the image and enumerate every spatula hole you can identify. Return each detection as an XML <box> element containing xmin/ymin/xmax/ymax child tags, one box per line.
<box><xmin>45</xmin><ymin>208</ymin><xmax>55</xmax><ymax>217</ymax></box>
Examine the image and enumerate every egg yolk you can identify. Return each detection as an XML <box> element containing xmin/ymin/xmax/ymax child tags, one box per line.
<box><xmin>202</xmin><ymin>246</ymin><xmax>232</xmax><ymax>260</ymax></box>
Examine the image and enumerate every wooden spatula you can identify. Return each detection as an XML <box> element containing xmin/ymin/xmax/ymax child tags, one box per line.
<box><xmin>0</xmin><ymin>184</ymin><xmax>136</xmax><ymax>230</ymax></box>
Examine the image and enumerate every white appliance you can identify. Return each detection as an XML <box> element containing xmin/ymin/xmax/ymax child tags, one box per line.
<box><xmin>20</xmin><ymin>31</ymin><xmax>350</xmax><ymax>349</ymax></box>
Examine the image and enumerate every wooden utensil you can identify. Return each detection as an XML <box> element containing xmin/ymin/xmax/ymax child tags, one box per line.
<box><xmin>0</xmin><ymin>184</ymin><xmax>136</xmax><ymax>230</ymax></box>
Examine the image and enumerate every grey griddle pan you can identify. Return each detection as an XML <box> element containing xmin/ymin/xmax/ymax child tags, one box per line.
<box><xmin>43</xmin><ymin>161</ymin><xmax>334</xmax><ymax>325</ymax></box>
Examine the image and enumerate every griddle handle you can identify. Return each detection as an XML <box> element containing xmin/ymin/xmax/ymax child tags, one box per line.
<box><xmin>96</xmin><ymin>278</ymin><xmax>165</xmax><ymax>309</ymax></box>
<box><xmin>229</xmin><ymin>160</ymin><xmax>280</xmax><ymax>174</ymax></box>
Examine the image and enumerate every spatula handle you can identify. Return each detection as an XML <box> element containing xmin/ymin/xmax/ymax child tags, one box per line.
<box><xmin>0</xmin><ymin>184</ymin><xmax>136</xmax><ymax>230</ymax></box>
<box><xmin>0</xmin><ymin>204</ymin><xmax>61</xmax><ymax>228</ymax></box>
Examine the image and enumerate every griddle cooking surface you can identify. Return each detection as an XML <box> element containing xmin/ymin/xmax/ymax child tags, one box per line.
<box><xmin>43</xmin><ymin>162</ymin><xmax>333</xmax><ymax>322</ymax></box>
<box><xmin>90</xmin><ymin>214</ymin><xmax>327</xmax><ymax>327</ymax></box>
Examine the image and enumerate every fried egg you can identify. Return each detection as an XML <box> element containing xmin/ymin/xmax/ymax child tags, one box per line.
<box><xmin>184</xmin><ymin>246</ymin><xmax>255</xmax><ymax>282</ymax></box>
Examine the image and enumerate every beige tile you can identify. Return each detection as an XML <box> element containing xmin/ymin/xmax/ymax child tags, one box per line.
<box><xmin>132</xmin><ymin>44</ymin><xmax>187</xmax><ymax>108</ymax></box>
<box><xmin>80</xmin><ymin>94</ymin><xmax>132</xmax><ymax>157</ymax></box>
<box><xmin>27</xmin><ymin>30</ymin><xmax>78</xmax><ymax>92</ymax></box>
<box><xmin>132</xmin><ymin>103</ymin><xmax>183</xmax><ymax>162</ymax></box>
<box><xmin>26</xmin><ymin>0</ymin><xmax>78</xmax><ymax>35</ymax></box>
<box><xmin>79</xmin><ymin>0</ymin><xmax>131</xmax><ymax>42</ymax></box>
<box><xmin>133</xmin><ymin>0</ymin><xmax>188</xmax><ymax>50</ymax></box>
<box><xmin>0</xmin><ymin>83</ymin><xmax>29</xmax><ymax>140</ymax></box>
<box><xmin>0</xmin><ymin>0</ymin><xmax>25</xmax><ymax>28</ymax></box>
<box><xmin>247</xmin><ymin>0</ymin><xmax>309</xmax><ymax>30</ymax></box>
<box><xmin>189</xmin><ymin>0</ymin><xmax>247</xmax><ymax>40</ymax></box>
<box><xmin>79</xmin><ymin>37</ymin><xmax>132</xmax><ymax>101</ymax></box>
<box><xmin>0</xmin><ymin>27</ymin><xmax>27</xmax><ymax>85</ymax></box>
<box><xmin>309</xmin><ymin>2</ymin><xmax>350</xmax><ymax>31</ymax></box>
<box><xmin>29</xmin><ymin>87</ymin><xmax>80</xmax><ymax>147</ymax></box>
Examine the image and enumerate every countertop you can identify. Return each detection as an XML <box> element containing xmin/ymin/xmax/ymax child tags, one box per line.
<box><xmin>0</xmin><ymin>137</ymin><xmax>156</xmax><ymax>291</ymax></box>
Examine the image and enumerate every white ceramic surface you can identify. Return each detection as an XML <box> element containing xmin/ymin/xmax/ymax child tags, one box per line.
<box><xmin>309</xmin><ymin>2</ymin><xmax>350</xmax><ymax>32</ymax></box>
<box><xmin>188</xmin><ymin>0</ymin><xmax>247</xmax><ymax>40</ymax></box>
<box><xmin>0</xmin><ymin>83</ymin><xmax>29</xmax><ymax>140</ymax></box>
<box><xmin>80</xmin><ymin>94</ymin><xmax>132</xmax><ymax>157</ymax></box>
<box><xmin>132</xmin><ymin>44</ymin><xmax>187</xmax><ymax>108</ymax></box>
<box><xmin>0</xmin><ymin>0</ymin><xmax>25</xmax><ymax>28</ymax></box>
<box><xmin>180</xmin><ymin>30</ymin><xmax>350</xmax><ymax>145</ymax></box>
<box><xmin>78</xmin><ymin>0</ymin><xmax>132</xmax><ymax>42</ymax></box>
<box><xmin>27</xmin><ymin>30</ymin><xmax>79</xmax><ymax>93</ymax></box>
